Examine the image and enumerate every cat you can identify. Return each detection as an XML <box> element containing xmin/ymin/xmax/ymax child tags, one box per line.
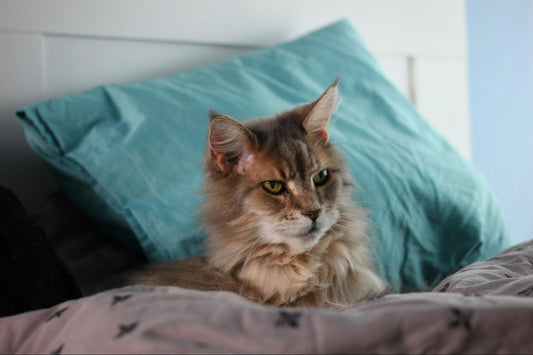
<box><xmin>127</xmin><ymin>78</ymin><xmax>387</xmax><ymax>308</ymax></box>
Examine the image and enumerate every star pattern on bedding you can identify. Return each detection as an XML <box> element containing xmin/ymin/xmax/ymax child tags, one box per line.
<box><xmin>115</xmin><ymin>321</ymin><xmax>139</xmax><ymax>339</ymax></box>
<box><xmin>111</xmin><ymin>294</ymin><xmax>132</xmax><ymax>306</ymax></box>
<box><xmin>274</xmin><ymin>310</ymin><xmax>301</xmax><ymax>328</ymax></box>
<box><xmin>517</xmin><ymin>286</ymin><xmax>533</xmax><ymax>296</ymax></box>
<box><xmin>46</xmin><ymin>307</ymin><xmax>69</xmax><ymax>322</ymax></box>
<box><xmin>449</xmin><ymin>308</ymin><xmax>473</xmax><ymax>330</ymax></box>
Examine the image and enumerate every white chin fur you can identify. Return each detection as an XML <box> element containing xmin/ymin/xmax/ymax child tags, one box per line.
<box><xmin>258</xmin><ymin>210</ymin><xmax>338</xmax><ymax>251</ymax></box>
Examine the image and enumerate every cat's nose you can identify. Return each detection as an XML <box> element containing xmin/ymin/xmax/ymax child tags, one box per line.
<box><xmin>302</xmin><ymin>209</ymin><xmax>320</xmax><ymax>222</ymax></box>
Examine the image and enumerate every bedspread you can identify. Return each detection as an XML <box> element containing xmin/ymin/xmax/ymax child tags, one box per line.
<box><xmin>1</xmin><ymin>239</ymin><xmax>533</xmax><ymax>354</ymax></box>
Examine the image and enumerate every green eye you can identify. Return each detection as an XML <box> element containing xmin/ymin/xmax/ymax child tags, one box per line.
<box><xmin>313</xmin><ymin>169</ymin><xmax>329</xmax><ymax>186</ymax></box>
<box><xmin>262</xmin><ymin>181</ymin><xmax>285</xmax><ymax>194</ymax></box>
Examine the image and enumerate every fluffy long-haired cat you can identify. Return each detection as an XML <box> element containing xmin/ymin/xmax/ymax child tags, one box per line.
<box><xmin>128</xmin><ymin>79</ymin><xmax>387</xmax><ymax>308</ymax></box>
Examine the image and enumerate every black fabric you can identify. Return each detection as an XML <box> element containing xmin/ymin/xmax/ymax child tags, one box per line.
<box><xmin>29</xmin><ymin>190</ymin><xmax>148</xmax><ymax>296</ymax></box>
<box><xmin>0</xmin><ymin>186</ymin><xmax>81</xmax><ymax>317</ymax></box>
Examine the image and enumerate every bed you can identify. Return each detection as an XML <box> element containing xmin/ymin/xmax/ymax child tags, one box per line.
<box><xmin>2</xmin><ymin>236</ymin><xmax>533</xmax><ymax>353</ymax></box>
<box><xmin>1</xmin><ymin>1</ymin><xmax>532</xmax><ymax>353</ymax></box>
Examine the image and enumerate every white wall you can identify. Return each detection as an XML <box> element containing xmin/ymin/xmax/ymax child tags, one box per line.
<box><xmin>467</xmin><ymin>0</ymin><xmax>533</xmax><ymax>244</ymax></box>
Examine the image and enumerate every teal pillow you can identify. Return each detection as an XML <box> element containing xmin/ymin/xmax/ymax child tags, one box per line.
<box><xmin>16</xmin><ymin>19</ymin><xmax>510</xmax><ymax>291</ymax></box>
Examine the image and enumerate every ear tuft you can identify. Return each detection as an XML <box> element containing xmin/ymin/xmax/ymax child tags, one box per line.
<box><xmin>208</xmin><ymin>109</ymin><xmax>220</xmax><ymax>120</ymax></box>
<box><xmin>303</xmin><ymin>78</ymin><xmax>340</xmax><ymax>145</ymax></box>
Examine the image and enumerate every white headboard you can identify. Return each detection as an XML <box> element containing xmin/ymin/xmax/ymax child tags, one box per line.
<box><xmin>0</xmin><ymin>0</ymin><xmax>470</xmax><ymax>207</ymax></box>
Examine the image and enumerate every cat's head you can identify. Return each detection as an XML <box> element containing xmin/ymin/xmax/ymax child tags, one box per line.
<box><xmin>203</xmin><ymin>78</ymin><xmax>353</xmax><ymax>252</ymax></box>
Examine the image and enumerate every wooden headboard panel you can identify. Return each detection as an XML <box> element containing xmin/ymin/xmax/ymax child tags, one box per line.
<box><xmin>0</xmin><ymin>0</ymin><xmax>470</xmax><ymax>206</ymax></box>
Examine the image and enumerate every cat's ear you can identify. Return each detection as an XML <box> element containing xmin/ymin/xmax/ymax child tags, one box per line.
<box><xmin>208</xmin><ymin>114</ymin><xmax>258</xmax><ymax>174</ymax></box>
<box><xmin>303</xmin><ymin>78</ymin><xmax>340</xmax><ymax>145</ymax></box>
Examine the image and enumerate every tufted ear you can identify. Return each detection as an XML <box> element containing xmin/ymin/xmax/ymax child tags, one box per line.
<box><xmin>208</xmin><ymin>114</ymin><xmax>258</xmax><ymax>175</ymax></box>
<box><xmin>303</xmin><ymin>78</ymin><xmax>340</xmax><ymax>145</ymax></box>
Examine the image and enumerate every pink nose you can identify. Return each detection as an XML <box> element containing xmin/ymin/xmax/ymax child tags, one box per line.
<box><xmin>302</xmin><ymin>209</ymin><xmax>320</xmax><ymax>222</ymax></box>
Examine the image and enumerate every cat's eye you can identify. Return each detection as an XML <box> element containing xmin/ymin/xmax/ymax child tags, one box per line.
<box><xmin>262</xmin><ymin>181</ymin><xmax>285</xmax><ymax>195</ymax></box>
<box><xmin>312</xmin><ymin>169</ymin><xmax>329</xmax><ymax>186</ymax></box>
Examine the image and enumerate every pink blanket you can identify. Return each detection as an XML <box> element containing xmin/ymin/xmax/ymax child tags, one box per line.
<box><xmin>2</xmin><ymin>240</ymin><xmax>533</xmax><ymax>354</ymax></box>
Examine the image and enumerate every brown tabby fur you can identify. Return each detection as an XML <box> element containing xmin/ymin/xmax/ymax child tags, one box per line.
<box><xmin>128</xmin><ymin>79</ymin><xmax>387</xmax><ymax>308</ymax></box>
